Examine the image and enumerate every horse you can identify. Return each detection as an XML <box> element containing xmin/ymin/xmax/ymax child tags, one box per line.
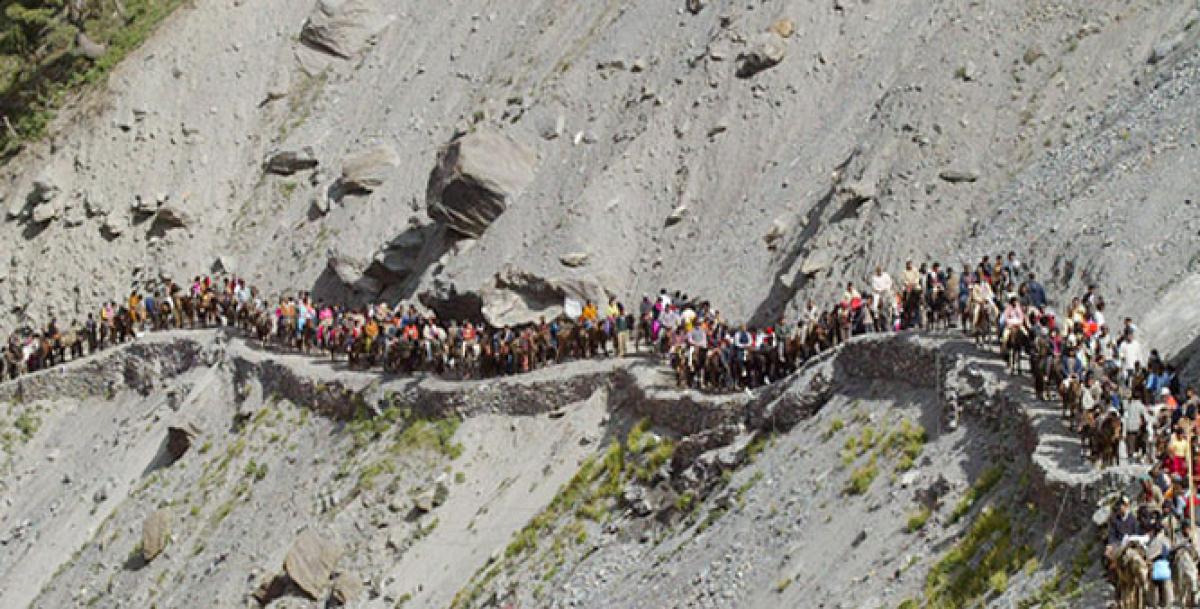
<box><xmin>1001</xmin><ymin>324</ymin><xmax>1028</xmax><ymax>375</ymax></box>
<box><xmin>1175</xmin><ymin>544</ymin><xmax>1200</xmax><ymax>609</ymax></box>
<box><xmin>927</xmin><ymin>285</ymin><xmax>953</xmax><ymax>329</ymax></box>
<box><xmin>1060</xmin><ymin>376</ymin><xmax>1082</xmax><ymax>423</ymax></box>
<box><xmin>969</xmin><ymin>300</ymin><xmax>995</xmax><ymax>346</ymax></box>
<box><xmin>1091</xmin><ymin>411</ymin><xmax>1122</xmax><ymax>468</ymax></box>
<box><xmin>1029</xmin><ymin>337</ymin><xmax>1050</xmax><ymax>400</ymax></box>
<box><xmin>900</xmin><ymin>288</ymin><xmax>922</xmax><ymax>330</ymax></box>
<box><xmin>1116</xmin><ymin>544</ymin><xmax>1149</xmax><ymax>609</ymax></box>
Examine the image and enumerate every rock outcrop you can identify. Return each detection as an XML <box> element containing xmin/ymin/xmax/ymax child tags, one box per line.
<box><xmin>737</xmin><ymin>32</ymin><xmax>787</xmax><ymax>78</ymax></box>
<box><xmin>300</xmin><ymin>0</ymin><xmax>392</xmax><ymax>59</ymax></box>
<box><xmin>426</xmin><ymin>128</ymin><xmax>536</xmax><ymax>239</ymax></box>
<box><xmin>264</xmin><ymin>148</ymin><xmax>319</xmax><ymax>176</ymax></box>
<box><xmin>339</xmin><ymin>144</ymin><xmax>399</xmax><ymax>194</ymax></box>
<box><xmin>141</xmin><ymin>509</ymin><xmax>171</xmax><ymax>562</ymax></box>
<box><xmin>284</xmin><ymin>530</ymin><xmax>343</xmax><ymax>599</ymax></box>
<box><xmin>477</xmin><ymin>265</ymin><xmax>615</xmax><ymax>327</ymax></box>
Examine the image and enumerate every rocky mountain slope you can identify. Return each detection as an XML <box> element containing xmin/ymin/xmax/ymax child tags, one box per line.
<box><xmin>0</xmin><ymin>0</ymin><xmax>1194</xmax><ymax>332</ymax></box>
<box><xmin>0</xmin><ymin>1</ymin><xmax>1196</xmax><ymax>608</ymax></box>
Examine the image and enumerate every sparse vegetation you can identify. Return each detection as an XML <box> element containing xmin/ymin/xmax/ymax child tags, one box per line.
<box><xmin>906</xmin><ymin>507</ymin><xmax>932</xmax><ymax>533</ymax></box>
<box><xmin>949</xmin><ymin>465</ymin><xmax>1005</xmax><ymax>524</ymax></box>
<box><xmin>844</xmin><ymin>455</ymin><xmax>878</xmax><ymax>495</ymax></box>
<box><xmin>924</xmin><ymin>505</ymin><xmax>1034</xmax><ymax>608</ymax></box>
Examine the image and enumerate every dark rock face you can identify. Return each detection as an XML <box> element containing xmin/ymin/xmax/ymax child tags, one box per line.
<box><xmin>426</xmin><ymin>128</ymin><xmax>536</xmax><ymax>239</ymax></box>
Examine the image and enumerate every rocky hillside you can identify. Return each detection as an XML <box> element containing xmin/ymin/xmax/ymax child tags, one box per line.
<box><xmin>0</xmin><ymin>1</ymin><xmax>1195</xmax><ymax>608</ymax></box>
<box><xmin>0</xmin><ymin>0</ymin><xmax>1194</xmax><ymax>333</ymax></box>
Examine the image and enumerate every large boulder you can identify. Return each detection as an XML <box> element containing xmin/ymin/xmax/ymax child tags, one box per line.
<box><xmin>426</xmin><ymin>128</ymin><xmax>536</xmax><ymax>239</ymax></box>
<box><xmin>284</xmin><ymin>530</ymin><xmax>343</xmax><ymax>599</ymax></box>
<box><xmin>479</xmin><ymin>265</ymin><xmax>615</xmax><ymax>327</ymax></box>
<box><xmin>326</xmin><ymin>253</ymin><xmax>381</xmax><ymax>294</ymax></box>
<box><xmin>141</xmin><ymin>509</ymin><xmax>171</xmax><ymax>562</ymax></box>
<box><xmin>300</xmin><ymin>0</ymin><xmax>392</xmax><ymax>59</ymax></box>
<box><xmin>166</xmin><ymin>424</ymin><xmax>200</xmax><ymax>463</ymax></box>
<box><xmin>340</xmin><ymin>144</ymin><xmax>399</xmax><ymax>194</ymax></box>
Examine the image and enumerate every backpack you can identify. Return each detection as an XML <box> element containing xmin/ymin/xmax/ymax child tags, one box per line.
<box><xmin>1152</xmin><ymin>555</ymin><xmax>1172</xmax><ymax>582</ymax></box>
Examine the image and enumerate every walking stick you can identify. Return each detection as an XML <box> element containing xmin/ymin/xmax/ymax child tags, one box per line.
<box><xmin>1188</xmin><ymin>423</ymin><xmax>1197</xmax><ymax>547</ymax></box>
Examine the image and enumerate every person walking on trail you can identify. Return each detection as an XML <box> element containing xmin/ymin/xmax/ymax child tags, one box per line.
<box><xmin>1147</xmin><ymin>522</ymin><xmax>1175</xmax><ymax>607</ymax></box>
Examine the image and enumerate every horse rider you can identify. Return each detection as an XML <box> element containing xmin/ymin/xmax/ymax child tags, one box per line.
<box><xmin>870</xmin><ymin>265</ymin><xmax>894</xmax><ymax>321</ymax></box>
<box><xmin>968</xmin><ymin>273</ymin><xmax>996</xmax><ymax>329</ymax></box>
<box><xmin>1000</xmin><ymin>296</ymin><xmax>1027</xmax><ymax>345</ymax></box>
<box><xmin>1105</xmin><ymin>496</ymin><xmax>1141</xmax><ymax>579</ymax></box>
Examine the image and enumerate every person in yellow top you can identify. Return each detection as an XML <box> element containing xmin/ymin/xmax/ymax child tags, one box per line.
<box><xmin>364</xmin><ymin>318</ymin><xmax>380</xmax><ymax>352</ymax></box>
<box><xmin>581</xmin><ymin>301</ymin><xmax>598</xmax><ymax>328</ymax></box>
<box><xmin>128</xmin><ymin>291</ymin><xmax>142</xmax><ymax>325</ymax></box>
<box><xmin>605</xmin><ymin>299</ymin><xmax>620</xmax><ymax>321</ymax></box>
<box><xmin>900</xmin><ymin>260</ymin><xmax>921</xmax><ymax>293</ymax></box>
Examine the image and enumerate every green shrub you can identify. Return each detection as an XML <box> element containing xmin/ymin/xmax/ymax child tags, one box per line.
<box><xmin>906</xmin><ymin>507</ymin><xmax>932</xmax><ymax>532</ymax></box>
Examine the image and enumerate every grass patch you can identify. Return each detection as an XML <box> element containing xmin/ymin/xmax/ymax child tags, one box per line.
<box><xmin>949</xmin><ymin>465</ymin><xmax>1005</xmax><ymax>525</ymax></box>
<box><xmin>844</xmin><ymin>455</ymin><xmax>878</xmax><ymax>496</ymax></box>
<box><xmin>906</xmin><ymin>507</ymin><xmax>932</xmax><ymax>533</ymax></box>
<box><xmin>823</xmin><ymin>417</ymin><xmax>844</xmax><ymax>441</ymax></box>
<box><xmin>14</xmin><ymin>410</ymin><xmax>39</xmax><ymax>439</ymax></box>
<box><xmin>924</xmin><ymin>505</ymin><xmax>1033</xmax><ymax>607</ymax></box>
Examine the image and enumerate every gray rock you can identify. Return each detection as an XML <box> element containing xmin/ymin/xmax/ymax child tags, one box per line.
<box><xmin>340</xmin><ymin>144</ymin><xmax>400</xmax><ymax>193</ymax></box>
<box><xmin>154</xmin><ymin>204</ymin><xmax>192</xmax><ymax>229</ymax></box>
<box><xmin>284</xmin><ymin>530</ymin><xmax>343</xmax><ymax>599</ymax></box>
<box><xmin>31</xmin><ymin>202</ymin><xmax>59</xmax><ymax>224</ymax></box>
<box><xmin>212</xmin><ymin>255</ymin><xmax>237</xmax><ymax>274</ymax></box>
<box><xmin>264</xmin><ymin>148</ymin><xmax>320</xmax><ymax>175</ymax></box>
<box><xmin>478</xmin><ymin>265</ymin><xmax>616</xmax><ymax>327</ymax></box>
<box><xmin>100</xmin><ymin>217</ymin><xmax>124</xmax><ymax>239</ymax></box>
<box><xmin>300</xmin><ymin>0</ymin><xmax>393</xmax><ymax>59</ymax></box>
<box><xmin>132</xmin><ymin>195</ymin><xmax>160</xmax><ymax>215</ymax></box>
<box><xmin>938</xmin><ymin>169</ymin><xmax>979</xmax><ymax>184</ymax></box>
<box><xmin>737</xmin><ymin>33</ymin><xmax>787</xmax><ymax>78</ymax></box>
<box><xmin>956</xmin><ymin>60</ymin><xmax>980</xmax><ymax>81</ymax></box>
<box><xmin>1149</xmin><ymin>34</ymin><xmax>1184</xmax><ymax>64</ymax></box>
<box><xmin>413</xmin><ymin>481</ymin><xmax>449</xmax><ymax>513</ymax></box>
<box><xmin>559</xmin><ymin>251</ymin><xmax>589</xmax><ymax>267</ymax></box>
<box><xmin>800</xmin><ymin>250</ymin><xmax>834</xmax><ymax>276</ymax></box>
<box><xmin>665</xmin><ymin>205</ymin><xmax>688</xmax><ymax>226</ymax></box>
<box><xmin>330</xmin><ymin>571</ymin><xmax>363</xmax><ymax>605</ymax></box>
<box><xmin>166</xmin><ymin>424</ymin><xmax>200</xmax><ymax>463</ymax></box>
<box><xmin>141</xmin><ymin>508</ymin><xmax>171</xmax><ymax>562</ymax></box>
<box><xmin>75</xmin><ymin>31</ymin><xmax>107</xmax><ymax>61</ymax></box>
<box><xmin>686</xmin><ymin>0</ymin><xmax>706</xmax><ymax>14</ymax></box>
<box><xmin>427</xmin><ymin>127</ymin><xmax>536</xmax><ymax>239</ymax></box>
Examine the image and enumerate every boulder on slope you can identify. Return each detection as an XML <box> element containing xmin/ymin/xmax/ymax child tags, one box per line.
<box><xmin>300</xmin><ymin>0</ymin><xmax>392</xmax><ymax>59</ymax></box>
<box><xmin>264</xmin><ymin>148</ymin><xmax>320</xmax><ymax>175</ymax></box>
<box><xmin>426</xmin><ymin>128</ymin><xmax>536</xmax><ymax>239</ymax></box>
<box><xmin>737</xmin><ymin>32</ymin><xmax>787</xmax><ymax>78</ymax></box>
<box><xmin>141</xmin><ymin>509</ymin><xmax>171</xmax><ymax>562</ymax></box>
<box><xmin>340</xmin><ymin>144</ymin><xmax>399</xmax><ymax>194</ymax></box>
<box><xmin>284</xmin><ymin>530</ymin><xmax>343</xmax><ymax>599</ymax></box>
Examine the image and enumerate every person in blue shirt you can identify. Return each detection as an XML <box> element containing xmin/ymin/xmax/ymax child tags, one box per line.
<box><xmin>1024</xmin><ymin>272</ymin><xmax>1047</xmax><ymax>309</ymax></box>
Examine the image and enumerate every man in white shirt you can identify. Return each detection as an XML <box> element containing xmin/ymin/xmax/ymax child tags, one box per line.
<box><xmin>1118</xmin><ymin>330</ymin><xmax>1144</xmax><ymax>387</ymax></box>
<box><xmin>870</xmin><ymin>265</ymin><xmax>894</xmax><ymax>319</ymax></box>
